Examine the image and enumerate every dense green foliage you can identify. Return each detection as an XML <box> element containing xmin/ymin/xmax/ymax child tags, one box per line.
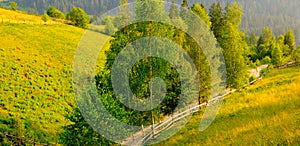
<box><xmin>59</xmin><ymin>108</ymin><xmax>115</xmax><ymax>145</ymax></box>
<box><xmin>209</xmin><ymin>2</ymin><xmax>248</xmax><ymax>88</ymax></box>
<box><xmin>41</xmin><ymin>13</ymin><xmax>50</xmax><ymax>22</ymax></box>
<box><xmin>68</xmin><ymin>7</ymin><xmax>89</xmax><ymax>29</ymax></box>
<box><xmin>9</xmin><ymin>1</ymin><xmax>17</xmax><ymax>11</ymax></box>
<box><xmin>46</xmin><ymin>6</ymin><xmax>65</xmax><ymax>19</ymax></box>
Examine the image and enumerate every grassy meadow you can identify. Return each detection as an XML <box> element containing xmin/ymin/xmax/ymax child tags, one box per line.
<box><xmin>0</xmin><ymin>8</ymin><xmax>110</xmax><ymax>142</ymax></box>
<box><xmin>155</xmin><ymin>66</ymin><xmax>300</xmax><ymax>145</ymax></box>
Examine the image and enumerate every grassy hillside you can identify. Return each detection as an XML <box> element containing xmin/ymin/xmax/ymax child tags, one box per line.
<box><xmin>155</xmin><ymin>66</ymin><xmax>300</xmax><ymax>145</ymax></box>
<box><xmin>0</xmin><ymin>8</ymin><xmax>61</xmax><ymax>24</ymax></box>
<box><xmin>0</xmin><ymin>8</ymin><xmax>109</xmax><ymax>143</ymax></box>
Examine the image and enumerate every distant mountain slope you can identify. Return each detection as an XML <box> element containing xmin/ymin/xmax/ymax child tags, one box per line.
<box><xmin>6</xmin><ymin>0</ymin><xmax>300</xmax><ymax>44</ymax></box>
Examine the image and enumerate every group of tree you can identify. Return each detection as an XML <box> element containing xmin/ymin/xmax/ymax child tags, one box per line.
<box><xmin>60</xmin><ymin>0</ymin><xmax>300</xmax><ymax>145</ymax></box>
<box><xmin>42</xmin><ymin>6</ymin><xmax>89</xmax><ymax>28</ymax></box>
<box><xmin>248</xmin><ymin>27</ymin><xmax>299</xmax><ymax>67</ymax></box>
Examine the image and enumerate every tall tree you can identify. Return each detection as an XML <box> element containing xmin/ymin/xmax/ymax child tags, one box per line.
<box><xmin>257</xmin><ymin>27</ymin><xmax>276</xmax><ymax>59</ymax></box>
<box><xmin>209</xmin><ymin>1</ymin><xmax>224</xmax><ymax>41</ymax></box>
<box><xmin>104</xmin><ymin>17</ymin><xmax>115</xmax><ymax>35</ymax></box>
<box><xmin>191</xmin><ymin>3</ymin><xmax>211</xmax><ymax>28</ymax></box>
<box><xmin>180</xmin><ymin>0</ymin><xmax>189</xmax><ymax>19</ymax></box>
<box><xmin>277</xmin><ymin>35</ymin><xmax>290</xmax><ymax>57</ymax></box>
<box><xmin>220</xmin><ymin>2</ymin><xmax>248</xmax><ymax>88</ymax></box>
<box><xmin>169</xmin><ymin>0</ymin><xmax>179</xmax><ymax>19</ymax></box>
<box><xmin>224</xmin><ymin>2</ymin><xmax>242</xmax><ymax>27</ymax></box>
<box><xmin>284</xmin><ymin>29</ymin><xmax>296</xmax><ymax>56</ymax></box>
<box><xmin>185</xmin><ymin>7</ymin><xmax>212</xmax><ymax>103</ymax></box>
<box><xmin>271</xmin><ymin>43</ymin><xmax>283</xmax><ymax>66</ymax></box>
<box><xmin>114</xmin><ymin>0</ymin><xmax>131</xmax><ymax>29</ymax></box>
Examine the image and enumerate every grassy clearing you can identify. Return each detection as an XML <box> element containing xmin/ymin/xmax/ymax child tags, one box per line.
<box><xmin>0</xmin><ymin>12</ymin><xmax>109</xmax><ymax>142</ymax></box>
<box><xmin>155</xmin><ymin>66</ymin><xmax>300</xmax><ymax>145</ymax></box>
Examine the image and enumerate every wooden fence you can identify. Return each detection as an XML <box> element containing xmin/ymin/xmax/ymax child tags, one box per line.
<box><xmin>121</xmin><ymin>65</ymin><xmax>273</xmax><ymax>145</ymax></box>
<box><xmin>122</xmin><ymin>62</ymin><xmax>300</xmax><ymax>145</ymax></box>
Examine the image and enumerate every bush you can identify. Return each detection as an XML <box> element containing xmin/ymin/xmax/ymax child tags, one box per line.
<box><xmin>261</xmin><ymin>56</ymin><xmax>271</xmax><ymax>65</ymax></box>
<box><xmin>249</xmin><ymin>76</ymin><xmax>256</xmax><ymax>83</ymax></box>
<box><xmin>47</xmin><ymin>6</ymin><xmax>65</xmax><ymax>19</ymax></box>
<box><xmin>292</xmin><ymin>49</ymin><xmax>300</xmax><ymax>63</ymax></box>
<box><xmin>10</xmin><ymin>2</ymin><xmax>17</xmax><ymax>11</ymax></box>
<box><xmin>41</xmin><ymin>13</ymin><xmax>50</xmax><ymax>22</ymax></box>
<box><xmin>104</xmin><ymin>18</ymin><xmax>115</xmax><ymax>35</ymax></box>
<box><xmin>68</xmin><ymin>7</ymin><xmax>89</xmax><ymax>29</ymax></box>
<box><xmin>260</xmin><ymin>68</ymin><xmax>268</xmax><ymax>75</ymax></box>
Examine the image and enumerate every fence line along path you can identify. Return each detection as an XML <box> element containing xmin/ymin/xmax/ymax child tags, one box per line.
<box><xmin>120</xmin><ymin>63</ymin><xmax>279</xmax><ymax>146</ymax></box>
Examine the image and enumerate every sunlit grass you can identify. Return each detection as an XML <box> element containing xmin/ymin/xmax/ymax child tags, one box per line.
<box><xmin>0</xmin><ymin>8</ymin><xmax>59</xmax><ymax>24</ymax></box>
<box><xmin>155</xmin><ymin>66</ymin><xmax>300</xmax><ymax>145</ymax></box>
<box><xmin>0</xmin><ymin>20</ymin><xmax>109</xmax><ymax>142</ymax></box>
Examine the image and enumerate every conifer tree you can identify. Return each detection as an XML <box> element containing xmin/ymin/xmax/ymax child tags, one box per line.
<box><xmin>284</xmin><ymin>29</ymin><xmax>296</xmax><ymax>56</ymax></box>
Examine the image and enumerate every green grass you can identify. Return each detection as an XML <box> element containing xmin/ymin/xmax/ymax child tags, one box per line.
<box><xmin>0</xmin><ymin>8</ymin><xmax>110</xmax><ymax>143</ymax></box>
<box><xmin>155</xmin><ymin>66</ymin><xmax>300</xmax><ymax>145</ymax></box>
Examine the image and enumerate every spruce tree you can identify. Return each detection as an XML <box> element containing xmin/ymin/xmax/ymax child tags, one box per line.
<box><xmin>284</xmin><ymin>29</ymin><xmax>296</xmax><ymax>56</ymax></box>
<box><xmin>169</xmin><ymin>0</ymin><xmax>179</xmax><ymax>19</ymax></box>
<box><xmin>191</xmin><ymin>3</ymin><xmax>211</xmax><ymax>28</ymax></box>
<box><xmin>271</xmin><ymin>44</ymin><xmax>283</xmax><ymax>67</ymax></box>
<box><xmin>180</xmin><ymin>0</ymin><xmax>189</xmax><ymax>20</ymax></box>
<box><xmin>209</xmin><ymin>1</ymin><xmax>224</xmax><ymax>41</ymax></box>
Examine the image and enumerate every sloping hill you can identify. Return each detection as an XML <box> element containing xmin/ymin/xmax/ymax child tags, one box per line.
<box><xmin>155</xmin><ymin>66</ymin><xmax>300</xmax><ymax>145</ymax></box>
<box><xmin>0</xmin><ymin>8</ymin><xmax>109</xmax><ymax>143</ymax></box>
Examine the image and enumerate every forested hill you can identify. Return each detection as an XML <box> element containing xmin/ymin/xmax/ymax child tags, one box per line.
<box><xmin>5</xmin><ymin>0</ymin><xmax>300</xmax><ymax>43</ymax></box>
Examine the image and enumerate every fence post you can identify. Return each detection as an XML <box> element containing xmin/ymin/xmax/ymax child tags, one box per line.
<box><xmin>142</xmin><ymin>124</ymin><xmax>145</xmax><ymax>137</ymax></box>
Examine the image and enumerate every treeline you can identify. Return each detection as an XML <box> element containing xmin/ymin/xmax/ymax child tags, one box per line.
<box><xmin>6</xmin><ymin>0</ymin><xmax>120</xmax><ymax>15</ymax></box>
<box><xmin>175</xmin><ymin>0</ymin><xmax>300</xmax><ymax>44</ymax></box>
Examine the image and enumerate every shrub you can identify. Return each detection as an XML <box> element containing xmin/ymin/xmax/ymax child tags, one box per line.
<box><xmin>104</xmin><ymin>18</ymin><xmax>115</xmax><ymax>35</ymax></box>
<box><xmin>10</xmin><ymin>2</ymin><xmax>17</xmax><ymax>11</ymax></box>
<box><xmin>260</xmin><ymin>68</ymin><xmax>268</xmax><ymax>75</ymax></box>
<box><xmin>249</xmin><ymin>76</ymin><xmax>256</xmax><ymax>83</ymax></box>
<box><xmin>261</xmin><ymin>56</ymin><xmax>271</xmax><ymax>65</ymax></box>
<box><xmin>41</xmin><ymin>13</ymin><xmax>50</xmax><ymax>22</ymax></box>
<box><xmin>68</xmin><ymin>7</ymin><xmax>89</xmax><ymax>29</ymax></box>
<box><xmin>47</xmin><ymin>6</ymin><xmax>65</xmax><ymax>19</ymax></box>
